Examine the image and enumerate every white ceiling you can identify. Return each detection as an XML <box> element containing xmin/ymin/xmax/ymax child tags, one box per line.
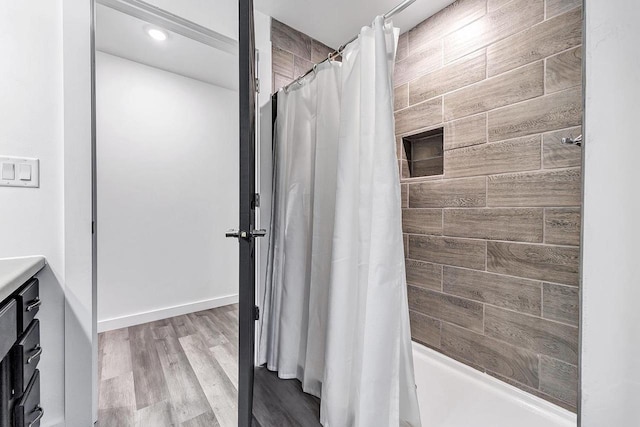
<box><xmin>255</xmin><ymin>0</ymin><xmax>457</xmax><ymax>48</ymax></box>
<box><xmin>136</xmin><ymin>0</ymin><xmax>456</xmax><ymax>49</ymax></box>
<box><xmin>95</xmin><ymin>4</ymin><xmax>238</xmax><ymax>90</ymax></box>
<box><xmin>95</xmin><ymin>0</ymin><xmax>454</xmax><ymax>90</ymax></box>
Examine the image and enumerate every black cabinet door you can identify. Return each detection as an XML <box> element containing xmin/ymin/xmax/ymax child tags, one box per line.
<box><xmin>0</xmin><ymin>357</ymin><xmax>10</xmax><ymax>427</ymax></box>
<box><xmin>16</xmin><ymin>279</ymin><xmax>39</xmax><ymax>334</ymax></box>
<box><xmin>12</xmin><ymin>319</ymin><xmax>41</xmax><ymax>394</ymax></box>
<box><xmin>0</xmin><ymin>300</ymin><xmax>17</xmax><ymax>360</ymax></box>
<box><xmin>14</xmin><ymin>370</ymin><xmax>42</xmax><ymax>427</ymax></box>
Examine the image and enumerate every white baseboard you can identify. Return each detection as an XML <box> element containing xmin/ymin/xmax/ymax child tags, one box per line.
<box><xmin>97</xmin><ymin>294</ymin><xmax>239</xmax><ymax>332</ymax></box>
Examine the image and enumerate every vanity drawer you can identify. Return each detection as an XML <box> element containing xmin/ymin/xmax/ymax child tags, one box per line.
<box><xmin>1</xmin><ymin>357</ymin><xmax>11</xmax><ymax>427</ymax></box>
<box><xmin>12</xmin><ymin>320</ymin><xmax>41</xmax><ymax>393</ymax></box>
<box><xmin>16</xmin><ymin>280</ymin><xmax>40</xmax><ymax>334</ymax></box>
<box><xmin>0</xmin><ymin>300</ymin><xmax>17</xmax><ymax>361</ymax></box>
<box><xmin>14</xmin><ymin>370</ymin><xmax>42</xmax><ymax>427</ymax></box>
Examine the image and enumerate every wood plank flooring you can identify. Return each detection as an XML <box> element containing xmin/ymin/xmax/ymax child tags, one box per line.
<box><xmin>98</xmin><ymin>305</ymin><xmax>321</xmax><ymax>427</ymax></box>
<box><xmin>252</xmin><ymin>368</ymin><xmax>321</xmax><ymax>427</ymax></box>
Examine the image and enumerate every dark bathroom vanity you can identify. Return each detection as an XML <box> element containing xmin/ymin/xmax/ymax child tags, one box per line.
<box><xmin>0</xmin><ymin>257</ymin><xmax>45</xmax><ymax>427</ymax></box>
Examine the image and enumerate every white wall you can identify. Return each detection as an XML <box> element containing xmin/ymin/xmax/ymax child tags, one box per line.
<box><xmin>581</xmin><ymin>1</ymin><xmax>640</xmax><ymax>426</ymax></box>
<box><xmin>96</xmin><ymin>52</ymin><xmax>239</xmax><ymax>330</ymax></box>
<box><xmin>0</xmin><ymin>2</ymin><xmax>66</xmax><ymax>425</ymax></box>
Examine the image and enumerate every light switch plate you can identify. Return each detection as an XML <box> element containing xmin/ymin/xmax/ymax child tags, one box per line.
<box><xmin>18</xmin><ymin>164</ymin><xmax>31</xmax><ymax>181</ymax></box>
<box><xmin>0</xmin><ymin>156</ymin><xmax>39</xmax><ymax>188</ymax></box>
<box><xmin>1</xmin><ymin>163</ymin><xmax>15</xmax><ymax>180</ymax></box>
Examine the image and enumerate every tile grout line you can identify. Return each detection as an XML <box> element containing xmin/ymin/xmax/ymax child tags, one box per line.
<box><xmin>419</xmin><ymin>59</ymin><xmax>547</xmax><ymax>113</ymax></box>
<box><xmin>431</xmin><ymin>329</ymin><xmax>577</xmax><ymax>410</ymax></box>
<box><xmin>406</xmin><ymin>204</ymin><xmax>580</xmax><ymax>213</ymax></box>
<box><xmin>428</xmin><ymin>315</ymin><xmax>578</xmax><ymax>370</ymax></box>
<box><xmin>399</xmin><ymin>37</ymin><xmax>581</xmax><ymax>108</ymax></box>
<box><xmin>546</xmin><ymin>43</ymin><xmax>583</xmax><ymax>61</ymax></box>
<box><xmin>444</xmin><ymin>0</ymin><xmax>548</xmax><ymax>66</ymax></box>
<box><xmin>405</xmin><ymin>256</ymin><xmax>577</xmax><ymax>289</ymax></box>
<box><xmin>418</xmin><ymin>281</ymin><xmax>580</xmax><ymax>329</ymax></box>
<box><xmin>399</xmin><ymin>121</ymin><xmax>580</xmax><ymax>161</ymax></box>
<box><xmin>399</xmin><ymin>48</ymin><xmax>485</xmax><ymax>98</ymax></box>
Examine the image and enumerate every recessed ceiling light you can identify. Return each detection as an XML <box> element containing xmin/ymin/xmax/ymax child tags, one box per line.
<box><xmin>147</xmin><ymin>28</ymin><xmax>168</xmax><ymax>41</ymax></box>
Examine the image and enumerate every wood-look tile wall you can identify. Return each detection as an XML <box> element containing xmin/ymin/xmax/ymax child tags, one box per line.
<box><xmin>396</xmin><ymin>0</ymin><xmax>583</xmax><ymax>411</ymax></box>
<box><xmin>270</xmin><ymin>19</ymin><xmax>334</xmax><ymax>93</ymax></box>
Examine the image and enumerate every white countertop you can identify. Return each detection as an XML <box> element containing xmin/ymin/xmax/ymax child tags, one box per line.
<box><xmin>0</xmin><ymin>256</ymin><xmax>46</xmax><ymax>303</ymax></box>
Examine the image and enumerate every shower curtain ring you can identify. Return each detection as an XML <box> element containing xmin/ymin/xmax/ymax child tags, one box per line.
<box><xmin>313</xmin><ymin>64</ymin><xmax>318</xmax><ymax>75</ymax></box>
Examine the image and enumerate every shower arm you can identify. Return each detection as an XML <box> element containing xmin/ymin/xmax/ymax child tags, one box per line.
<box><xmin>280</xmin><ymin>0</ymin><xmax>417</xmax><ymax>92</ymax></box>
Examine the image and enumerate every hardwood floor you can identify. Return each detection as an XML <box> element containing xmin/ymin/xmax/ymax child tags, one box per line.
<box><xmin>252</xmin><ymin>368</ymin><xmax>321</xmax><ymax>427</ymax></box>
<box><xmin>98</xmin><ymin>305</ymin><xmax>321</xmax><ymax>427</ymax></box>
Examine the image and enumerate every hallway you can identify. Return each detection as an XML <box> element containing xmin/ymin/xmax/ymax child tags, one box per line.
<box><xmin>98</xmin><ymin>306</ymin><xmax>238</xmax><ymax>426</ymax></box>
<box><xmin>97</xmin><ymin>305</ymin><xmax>320</xmax><ymax>426</ymax></box>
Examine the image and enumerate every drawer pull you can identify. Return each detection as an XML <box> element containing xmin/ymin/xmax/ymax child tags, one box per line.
<box><xmin>28</xmin><ymin>406</ymin><xmax>44</xmax><ymax>427</ymax></box>
<box><xmin>26</xmin><ymin>299</ymin><xmax>41</xmax><ymax>312</ymax></box>
<box><xmin>27</xmin><ymin>346</ymin><xmax>42</xmax><ymax>364</ymax></box>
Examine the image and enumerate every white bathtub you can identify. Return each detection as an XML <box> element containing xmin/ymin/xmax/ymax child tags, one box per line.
<box><xmin>412</xmin><ymin>342</ymin><xmax>577</xmax><ymax>427</ymax></box>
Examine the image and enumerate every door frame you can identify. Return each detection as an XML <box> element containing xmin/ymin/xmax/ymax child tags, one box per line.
<box><xmin>85</xmin><ymin>0</ymin><xmax>244</xmax><ymax>424</ymax></box>
<box><xmin>62</xmin><ymin>0</ymin><xmax>96</xmax><ymax>424</ymax></box>
<box><xmin>238</xmin><ymin>0</ymin><xmax>257</xmax><ymax>424</ymax></box>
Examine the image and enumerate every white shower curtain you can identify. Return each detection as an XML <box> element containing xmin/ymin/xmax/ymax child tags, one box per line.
<box><xmin>259</xmin><ymin>16</ymin><xmax>421</xmax><ymax>427</ymax></box>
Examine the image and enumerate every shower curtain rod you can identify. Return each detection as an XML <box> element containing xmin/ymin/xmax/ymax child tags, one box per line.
<box><xmin>280</xmin><ymin>0</ymin><xmax>417</xmax><ymax>92</ymax></box>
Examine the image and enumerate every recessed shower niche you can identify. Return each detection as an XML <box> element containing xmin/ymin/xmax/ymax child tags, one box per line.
<box><xmin>402</xmin><ymin>127</ymin><xmax>444</xmax><ymax>178</ymax></box>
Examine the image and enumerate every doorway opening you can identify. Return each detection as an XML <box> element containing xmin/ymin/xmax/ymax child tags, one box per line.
<box><xmin>93</xmin><ymin>1</ymin><xmax>240</xmax><ymax>425</ymax></box>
